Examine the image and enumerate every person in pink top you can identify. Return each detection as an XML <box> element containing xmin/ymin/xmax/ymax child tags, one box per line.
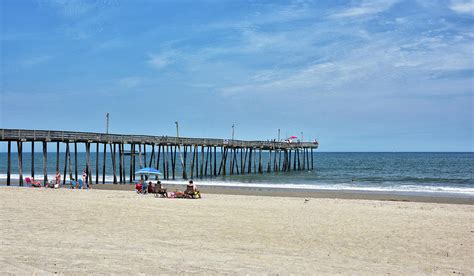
<box><xmin>55</xmin><ymin>171</ymin><xmax>61</xmax><ymax>185</ymax></box>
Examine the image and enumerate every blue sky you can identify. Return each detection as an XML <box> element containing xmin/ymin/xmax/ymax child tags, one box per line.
<box><xmin>1</xmin><ymin>0</ymin><xmax>473</xmax><ymax>151</ymax></box>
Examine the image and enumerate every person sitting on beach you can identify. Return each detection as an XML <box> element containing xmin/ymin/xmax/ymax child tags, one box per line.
<box><xmin>46</xmin><ymin>180</ymin><xmax>59</xmax><ymax>189</ymax></box>
<box><xmin>187</xmin><ymin>180</ymin><xmax>196</xmax><ymax>192</ymax></box>
<box><xmin>184</xmin><ymin>180</ymin><xmax>200</xmax><ymax>198</ymax></box>
<box><xmin>70</xmin><ymin>178</ymin><xmax>76</xmax><ymax>189</ymax></box>
<box><xmin>156</xmin><ymin>181</ymin><xmax>167</xmax><ymax>198</ymax></box>
<box><xmin>55</xmin><ymin>171</ymin><xmax>61</xmax><ymax>185</ymax></box>
<box><xmin>148</xmin><ymin>181</ymin><xmax>155</xmax><ymax>194</ymax></box>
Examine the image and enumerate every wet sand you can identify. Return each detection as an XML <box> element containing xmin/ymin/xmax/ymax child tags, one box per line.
<box><xmin>93</xmin><ymin>183</ymin><xmax>474</xmax><ymax>205</ymax></box>
<box><xmin>0</xmin><ymin>186</ymin><xmax>473</xmax><ymax>274</ymax></box>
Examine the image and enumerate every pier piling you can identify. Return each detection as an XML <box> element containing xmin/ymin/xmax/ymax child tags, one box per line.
<box><xmin>0</xmin><ymin>129</ymin><xmax>318</xmax><ymax>185</ymax></box>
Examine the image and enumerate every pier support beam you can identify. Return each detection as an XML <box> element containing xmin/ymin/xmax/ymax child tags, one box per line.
<box><xmin>86</xmin><ymin>142</ymin><xmax>91</xmax><ymax>186</ymax></box>
<box><xmin>31</xmin><ymin>142</ymin><xmax>35</xmax><ymax>179</ymax></box>
<box><xmin>165</xmin><ymin>145</ymin><xmax>170</xmax><ymax>180</ymax></box>
<box><xmin>43</xmin><ymin>141</ymin><xmax>48</xmax><ymax>185</ymax></box>
<box><xmin>129</xmin><ymin>144</ymin><xmax>134</xmax><ymax>183</ymax></box>
<box><xmin>110</xmin><ymin>143</ymin><xmax>117</xmax><ymax>184</ymax></box>
<box><xmin>130</xmin><ymin>144</ymin><xmax>136</xmax><ymax>181</ymax></box>
<box><xmin>190</xmin><ymin>145</ymin><xmax>195</xmax><ymax>179</ymax></box>
<box><xmin>200</xmin><ymin>145</ymin><xmax>204</xmax><ymax>177</ymax></box>
<box><xmin>67</xmin><ymin>142</ymin><xmax>72</xmax><ymax>181</ymax></box>
<box><xmin>96</xmin><ymin>143</ymin><xmax>99</xmax><ymax>184</ymax></box>
<box><xmin>17</xmin><ymin>141</ymin><xmax>23</xmax><ymax>186</ymax></box>
<box><xmin>103</xmin><ymin>143</ymin><xmax>107</xmax><ymax>184</ymax></box>
<box><xmin>74</xmin><ymin>142</ymin><xmax>78</xmax><ymax>182</ymax></box>
<box><xmin>182</xmin><ymin>145</ymin><xmax>188</xmax><ymax>179</ymax></box>
<box><xmin>63</xmin><ymin>143</ymin><xmax>69</xmax><ymax>185</ymax></box>
<box><xmin>213</xmin><ymin>146</ymin><xmax>217</xmax><ymax>176</ymax></box>
<box><xmin>205</xmin><ymin>146</ymin><xmax>210</xmax><ymax>176</ymax></box>
<box><xmin>7</xmin><ymin>141</ymin><xmax>11</xmax><ymax>186</ymax></box>
<box><xmin>267</xmin><ymin>149</ymin><xmax>272</xmax><ymax>173</ymax></box>
<box><xmin>119</xmin><ymin>143</ymin><xmax>123</xmax><ymax>183</ymax></box>
<box><xmin>56</xmin><ymin>142</ymin><xmax>60</xmax><ymax>173</ymax></box>
<box><xmin>171</xmin><ymin>145</ymin><xmax>176</xmax><ymax>180</ymax></box>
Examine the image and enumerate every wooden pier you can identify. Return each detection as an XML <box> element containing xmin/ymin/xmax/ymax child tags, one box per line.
<box><xmin>1</xmin><ymin>129</ymin><xmax>318</xmax><ymax>186</ymax></box>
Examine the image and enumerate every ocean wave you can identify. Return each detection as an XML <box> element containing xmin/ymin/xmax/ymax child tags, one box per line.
<box><xmin>2</xmin><ymin>174</ymin><xmax>474</xmax><ymax>196</ymax></box>
<box><xmin>170</xmin><ymin>180</ymin><xmax>474</xmax><ymax>195</ymax></box>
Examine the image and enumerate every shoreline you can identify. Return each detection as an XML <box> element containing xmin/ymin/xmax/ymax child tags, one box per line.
<box><xmin>2</xmin><ymin>181</ymin><xmax>473</xmax><ymax>205</ymax></box>
<box><xmin>91</xmin><ymin>183</ymin><xmax>474</xmax><ymax>205</ymax></box>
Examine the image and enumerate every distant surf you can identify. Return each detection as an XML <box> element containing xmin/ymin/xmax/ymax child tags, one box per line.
<box><xmin>1</xmin><ymin>152</ymin><xmax>473</xmax><ymax>197</ymax></box>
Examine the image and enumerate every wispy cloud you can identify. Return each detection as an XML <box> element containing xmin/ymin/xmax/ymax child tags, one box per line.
<box><xmin>200</xmin><ymin>2</ymin><xmax>315</xmax><ymax>32</ymax></box>
<box><xmin>41</xmin><ymin>0</ymin><xmax>120</xmax><ymax>40</ymax></box>
<box><xmin>449</xmin><ymin>0</ymin><xmax>474</xmax><ymax>15</ymax></box>
<box><xmin>331</xmin><ymin>0</ymin><xmax>399</xmax><ymax>18</ymax></box>
<box><xmin>144</xmin><ymin>0</ymin><xmax>472</xmax><ymax>100</ymax></box>
<box><xmin>42</xmin><ymin>0</ymin><xmax>96</xmax><ymax>17</ymax></box>
<box><xmin>118</xmin><ymin>77</ymin><xmax>143</xmax><ymax>88</ymax></box>
<box><xmin>20</xmin><ymin>55</ymin><xmax>53</xmax><ymax>67</ymax></box>
<box><xmin>219</xmin><ymin>29</ymin><xmax>473</xmax><ymax>97</ymax></box>
<box><xmin>147</xmin><ymin>52</ymin><xmax>174</xmax><ymax>70</ymax></box>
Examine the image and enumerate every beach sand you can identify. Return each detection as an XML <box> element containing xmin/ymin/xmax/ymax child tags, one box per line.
<box><xmin>0</xmin><ymin>186</ymin><xmax>473</xmax><ymax>274</ymax></box>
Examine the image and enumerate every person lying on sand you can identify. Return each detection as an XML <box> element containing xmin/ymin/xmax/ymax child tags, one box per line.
<box><xmin>30</xmin><ymin>178</ymin><xmax>42</xmax><ymax>187</ymax></box>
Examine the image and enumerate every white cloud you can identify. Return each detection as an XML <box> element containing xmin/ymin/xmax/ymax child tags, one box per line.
<box><xmin>449</xmin><ymin>0</ymin><xmax>474</xmax><ymax>14</ymax></box>
<box><xmin>331</xmin><ymin>0</ymin><xmax>399</xmax><ymax>18</ymax></box>
<box><xmin>118</xmin><ymin>77</ymin><xmax>143</xmax><ymax>88</ymax></box>
<box><xmin>44</xmin><ymin>0</ymin><xmax>96</xmax><ymax>17</ymax></box>
<box><xmin>147</xmin><ymin>53</ymin><xmax>172</xmax><ymax>70</ymax></box>
<box><xmin>20</xmin><ymin>55</ymin><xmax>53</xmax><ymax>67</ymax></box>
<box><xmin>219</xmin><ymin>32</ymin><xmax>474</xmax><ymax>97</ymax></box>
<box><xmin>141</xmin><ymin>1</ymin><xmax>472</xmax><ymax>99</ymax></box>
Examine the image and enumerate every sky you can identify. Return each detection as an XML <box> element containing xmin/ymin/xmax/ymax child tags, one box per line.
<box><xmin>0</xmin><ymin>0</ymin><xmax>473</xmax><ymax>152</ymax></box>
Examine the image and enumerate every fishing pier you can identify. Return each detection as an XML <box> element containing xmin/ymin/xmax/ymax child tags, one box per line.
<box><xmin>1</xmin><ymin>128</ymin><xmax>318</xmax><ymax>186</ymax></box>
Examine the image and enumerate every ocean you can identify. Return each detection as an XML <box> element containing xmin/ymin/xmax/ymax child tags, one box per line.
<box><xmin>1</xmin><ymin>152</ymin><xmax>473</xmax><ymax>196</ymax></box>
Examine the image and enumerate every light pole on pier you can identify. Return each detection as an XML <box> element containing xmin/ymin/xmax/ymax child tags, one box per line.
<box><xmin>278</xmin><ymin>129</ymin><xmax>281</xmax><ymax>142</ymax></box>
<box><xmin>175</xmin><ymin>121</ymin><xmax>186</xmax><ymax>179</ymax></box>
<box><xmin>301</xmin><ymin>131</ymin><xmax>304</xmax><ymax>142</ymax></box>
<box><xmin>175</xmin><ymin>121</ymin><xmax>180</xmax><ymax>138</ymax></box>
<box><xmin>106</xmin><ymin>113</ymin><xmax>109</xmax><ymax>134</ymax></box>
<box><xmin>232</xmin><ymin>124</ymin><xmax>235</xmax><ymax>141</ymax></box>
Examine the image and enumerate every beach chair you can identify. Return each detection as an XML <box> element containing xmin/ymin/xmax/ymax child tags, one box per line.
<box><xmin>142</xmin><ymin>182</ymin><xmax>148</xmax><ymax>194</ymax></box>
<box><xmin>78</xmin><ymin>179</ymin><xmax>84</xmax><ymax>189</ymax></box>
<box><xmin>70</xmin><ymin>180</ymin><xmax>76</xmax><ymax>189</ymax></box>
<box><xmin>25</xmin><ymin>177</ymin><xmax>41</xmax><ymax>187</ymax></box>
<box><xmin>135</xmin><ymin>182</ymin><xmax>143</xmax><ymax>194</ymax></box>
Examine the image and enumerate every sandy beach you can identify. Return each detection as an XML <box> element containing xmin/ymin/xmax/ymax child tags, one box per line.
<box><xmin>0</xmin><ymin>186</ymin><xmax>473</xmax><ymax>274</ymax></box>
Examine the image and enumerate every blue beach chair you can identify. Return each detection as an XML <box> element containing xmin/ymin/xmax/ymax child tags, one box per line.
<box><xmin>78</xmin><ymin>179</ymin><xmax>84</xmax><ymax>189</ymax></box>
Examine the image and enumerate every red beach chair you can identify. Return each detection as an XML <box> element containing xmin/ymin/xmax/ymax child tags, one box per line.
<box><xmin>25</xmin><ymin>177</ymin><xmax>42</xmax><ymax>187</ymax></box>
<box><xmin>135</xmin><ymin>182</ymin><xmax>143</xmax><ymax>194</ymax></box>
